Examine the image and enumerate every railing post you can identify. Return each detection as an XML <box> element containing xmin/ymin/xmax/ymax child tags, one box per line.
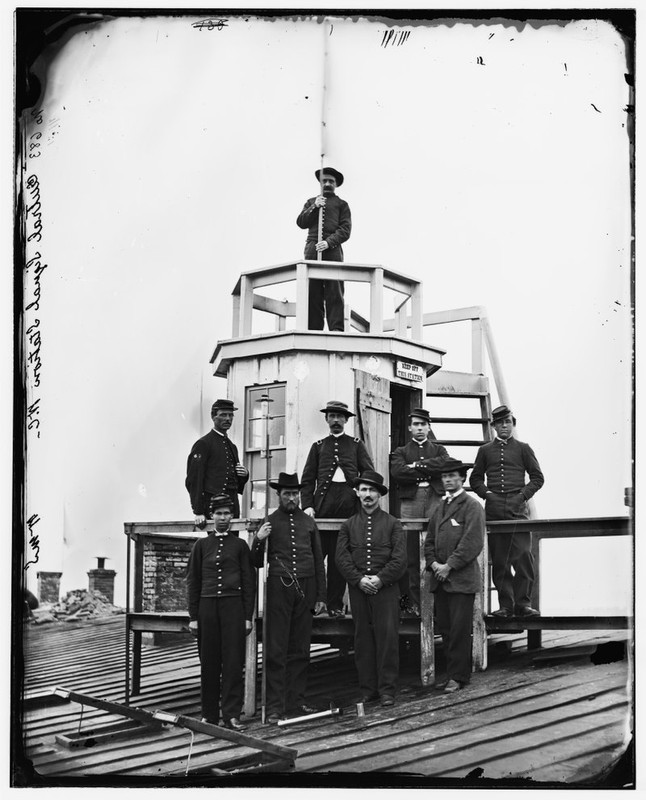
<box><xmin>295</xmin><ymin>262</ymin><xmax>309</xmax><ymax>329</ymax></box>
<box><xmin>471</xmin><ymin>318</ymin><xmax>484</xmax><ymax>374</ymax></box>
<box><xmin>232</xmin><ymin>291</ymin><xmax>241</xmax><ymax>338</ymax></box>
<box><xmin>472</xmin><ymin>542</ymin><xmax>488</xmax><ymax>671</ymax></box>
<box><xmin>418</xmin><ymin>520</ymin><xmax>435</xmax><ymax>686</ymax></box>
<box><xmin>243</xmin><ymin>524</ymin><xmax>258</xmax><ymax>717</ymax></box>
<box><xmin>239</xmin><ymin>274</ymin><xmax>254</xmax><ymax>336</ymax></box>
<box><xmin>411</xmin><ymin>283</ymin><xmax>423</xmax><ymax>341</ymax></box>
<box><xmin>369</xmin><ymin>267</ymin><xmax>384</xmax><ymax>332</ymax></box>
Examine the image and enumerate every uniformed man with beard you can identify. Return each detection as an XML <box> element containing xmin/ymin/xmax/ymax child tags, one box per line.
<box><xmin>301</xmin><ymin>400</ymin><xmax>374</xmax><ymax>617</ymax></box>
<box><xmin>251</xmin><ymin>473</ymin><xmax>326</xmax><ymax>723</ymax></box>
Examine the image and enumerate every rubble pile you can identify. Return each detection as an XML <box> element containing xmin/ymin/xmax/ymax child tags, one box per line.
<box><xmin>29</xmin><ymin>589</ymin><xmax>125</xmax><ymax>625</ymax></box>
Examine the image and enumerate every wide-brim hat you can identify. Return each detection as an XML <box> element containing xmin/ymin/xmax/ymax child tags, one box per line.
<box><xmin>211</xmin><ymin>398</ymin><xmax>238</xmax><ymax>413</ymax></box>
<box><xmin>320</xmin><ymin>400</ymin><xmax>354</xmax><ymax>418</ymax></box>
<box><xmin>439</xmin><ymin>458</ymin><xmax>471</xmax><ymax>477</ymax></box>
<box><xmin>269</xmin><ymin>472</ymin><xmax>304</xmax><ymax>490</ymax></box>
<box><xmin>209</xmin><ymin>493</ymin><xmax>235</xmax><ymax>512</ymax></box>
<box><xmin>408</xmin><ymin>407</ymin><xmax>431</xmax><ymax>423</ymax></box>
<box><xmin>353</xmin><ymin>470</ymin><xmax>389</xmax><ymax>496</ymax></box>
<box><xmin>315</xmin><ymin>167</ymin><xmax>344</xmax><ymax>187</ymax></box>
<box><xmin>491</xmin><ymin>404</ymin><xmax>515</xmax><ymax>424</ymax></box>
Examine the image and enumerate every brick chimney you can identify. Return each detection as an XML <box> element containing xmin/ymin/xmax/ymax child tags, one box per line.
<box><xmin>87</xmin><ymin>557</ymin><xmax>116</xmax><ymax>603</ymax></box>
<box><xmin>37</xmin><ymin>571</ymin><xmax>62</xmax><ymax>605</ymax></box>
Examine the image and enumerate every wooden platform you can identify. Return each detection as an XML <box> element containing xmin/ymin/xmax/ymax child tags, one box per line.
<box><xmin>17</xmin><ymin>616</ymin><xmax>633</xmax><ymax>786</ymax></box>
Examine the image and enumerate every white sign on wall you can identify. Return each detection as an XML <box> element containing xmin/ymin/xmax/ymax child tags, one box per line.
<box><xmin>395</xmin><ymin>360</ymin><xmax>424</xmax><ymax>382</ymax></box>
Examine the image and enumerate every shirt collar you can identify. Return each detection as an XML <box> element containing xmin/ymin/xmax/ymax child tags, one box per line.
<box><xmin>442</xmin><ymin>488</ymin><xmax>465</xmax><ymax>502</ymax></box>
<box><xmin>412</xmin><ymin>439</ymin><xmax>428</xmax><ymax>445</ymax></box>
<box><xmin>213</xmin><ymin>429</ymin><xmax>226</xmax><ymax>437</ymax></box>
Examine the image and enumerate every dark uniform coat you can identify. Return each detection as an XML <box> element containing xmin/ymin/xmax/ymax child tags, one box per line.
<box><xmin>185</xmin><ymin>430</ymin><xmax>248</xmax><ymax>518</ymax></box>
<box><xmin>300</xmin><ymin>433</ymin><xmax>374</xmax><ymax>514</ymax></box>
<box><xmin>470</xmin><ymin>436</ymin><xmax>544</xmax><ymax>507</ymax></box>
<box><xmin>390</xmin><ymin>440</ymin><xmax>451</xmax><ymax>499</ymax></box>
<box><xmin>296</xmin><ymin>194</ymin><xmax>352</xmax><ymax>262</ymax></box>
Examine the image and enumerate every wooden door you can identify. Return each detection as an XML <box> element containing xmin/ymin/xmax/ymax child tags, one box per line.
<box><xmin>354</xmin><ymin>370</ymin><xmax>392</xmax><ymax>480</ymax></box>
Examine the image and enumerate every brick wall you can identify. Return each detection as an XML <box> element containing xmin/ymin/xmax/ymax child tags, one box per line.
<box><xmin>141</xmin><ymin>539</ymin><xmax>194</xmax><ymax>613</ymax></box>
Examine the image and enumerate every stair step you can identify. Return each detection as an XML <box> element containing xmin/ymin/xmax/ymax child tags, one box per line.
<box><xmin>430</xmin><ymin>417</ymin><xmax>489</xmax><ymax>424</ymax></box>
<box><xmin>434</xmin><ymin>440</ymin><xmax>487</xmax><ymax>446</ymax></box>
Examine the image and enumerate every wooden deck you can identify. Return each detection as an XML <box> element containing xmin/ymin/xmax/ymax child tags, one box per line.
<box><xmin>17</xmin><ymin>615</ymin><xmax>633</xmax><ymax>787</ymax></box>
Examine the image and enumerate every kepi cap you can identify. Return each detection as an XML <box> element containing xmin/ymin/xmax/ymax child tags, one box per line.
<box><xmin>211</xmin><ymin>398</ymin><xmax>238</xmax><ymax>414</ymax></box>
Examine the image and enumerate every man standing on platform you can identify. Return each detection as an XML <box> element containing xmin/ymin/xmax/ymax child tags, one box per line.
<box><xmin>390</xmin><ymin>407</ymin><xmax>451</xmax><ymax>617</ymax></box>
<box><xmin>186</xmin><ymin>399</ymin><xmax>249</xmax><ymax>526</ymax></box>
<box><xmin>336</xmin><ymin>470</ymin><xmax>407</xmax><ymax>707</ymax></box>
<box><xmin>187</xmin><ymin>494</ymin><xmax>255</xmax><ymax>730</ymax></box>
<box><xmin>251</xmin><ymin>473</ymin><xmax>326</xmax><ymax>723</ymax></box>
<box><xmin>425</xmin><ymin>459</ymin><xmax>484</xmax><ymax>694</ymax></box>
<box><xmin>296</xmin><ymin>166</ymin><xmax>352</xmax><ymax>331</ymax></box>
<box><xmin>470</xmin><ymin>405</ymin><xmax>545</xmax><ymax>619</ymax></box>
<box><xmin>301</xmin><ymin>400</ymin><xmax>374</xmax><ymax>618</ymax></box>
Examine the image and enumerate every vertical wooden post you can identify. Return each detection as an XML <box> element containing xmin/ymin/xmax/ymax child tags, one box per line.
<box><xmin>410</xmin><ymin>283</ymin><xmax>423</xmax><ymax>342</ymax></box>
<box><xmin>528</xmin><ymin>533</ymin><xmax>542</xmax><ymax>650</ymax></box>
<box><xmin>471</xmin><ymin>318</ymin><xmax>484</xmax><ymax>375</ymax></box>
<box><xmin>232</xmin><ymin>291</ymin><xmax>241</xmax><ymax>338</ymax></box>
<box><xmin>295</xmin><ymin>262</ymin><xmax>309</xmax><ymax>329</ymax></box>
<box><xmin>243</xmin><ymin>524</ymin><xmax>258</xmax><ymax>717</ymax></box>
<box><xmin>239</xmin><ymin>274</ymin><xmax>254</xmax><ymax>337</ymax></box>
<box><xmin>472</xmin><ymin>543</ymin><xmax>488</xmax><ymax>671</ymax></box>
<box><xmin>369</xmin><ymin>268</ymin><xmax>384</xmax><ymax>332</ymax></box>
<box><xmin>418</xmin><ymin>520</ymin><xmax>435</xmax><ymax>686</ymax></box>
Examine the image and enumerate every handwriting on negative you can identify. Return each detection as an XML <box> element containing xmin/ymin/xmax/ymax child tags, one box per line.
<box><xmin>25</xmin><ymin>514</ymin><xmax>41</xmax><ymax>570</ymax></box>
<box><xmin>381</xmin><ymin>29</ymin><xmax>411</xmax><ymax>48</ymax></box>
<box><xmin>192</xmin><ymin>18</ymin><xmax>228</xmax><ymax>31</ymax></box>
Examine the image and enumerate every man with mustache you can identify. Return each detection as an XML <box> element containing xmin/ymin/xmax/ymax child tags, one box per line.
<box><xmin>335</xmin><ymin>470</ymin><xmax>406</xmax><ymax>707</ymax></box>
<box><xmin>296</xmin><ymin>166</ymin><xmax>352</xmax><ymax>331</ymax></box>
<box><xmin>251</xmin><ymin>473</ymin><xmax>326</xmax><ymax>723</ymax></box>
<box><xmin>185</xmin><ymin>398</ymin><xmax>249</xmax><ymax>526</ymax></box>
<box><xmin>301</xmin><ymin>401</ymin><xmax>374</xmax><ymax>618</ymax></box>
<box><xmin>425</xmin><ymin>460</ymin><xmax>484</xmax><ymax>694</ymax></box>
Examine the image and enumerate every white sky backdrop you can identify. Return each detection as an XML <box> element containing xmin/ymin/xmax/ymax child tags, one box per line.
<box><xmin>20</xmin><ymin>12</ymin><xmax>633</xmax><ymax>613</ymax></box>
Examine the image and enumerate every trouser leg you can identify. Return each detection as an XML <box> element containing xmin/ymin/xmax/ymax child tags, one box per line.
<box><xmin>285</xmin><ymin>577</ymin><xmax>316</xmax><ymax>711</ymax></box>
<box><xmin>320</xmin><ymin>530</ymin><xmax>345</xmax><ymax>611</ymax></box>
<box><xmin>436</xmin><ymin>588</ymin><xmax>475</xmax><ymax>685</ymax></box>
<box><xmin>265</xmin><ymin>577</ymin><xmax>293</xmax><ymax>715</ymax></box>
<box><xmin>510</xmin><ymin>531</ymin><xmax>534</xmax><ymax>607</ymax></box>
<box><xmin>371</xmin><ymin>584</ymin><xmax>401</xmax><ymax>697</ymax></box>
<box><xmin>319</xmin><ymin>485</ymin><xmax>357</xmax><ymax>611</ymax></box>
<box><xmin>219</xmin><ymin>596</ymin><xmax>246</xmax><ymax>721</ymax></box>
<box><xmin>487</xmin><ymin>531</ymin><xmax>515</xmax><ymax>611</ymax></box>
<box><xmin>308</xmin><ymin>278</ymin><xmax>325</xmax><ymax>330</ymax></box>
<box><xmin>197</xmin><ymin>598</ymin><xmax>222</xmax><ymax>723</ymax></box>
<box><xmin>325</xmin><ymin>280</ymin><xmax>345</xmax><ymax>331</ymax></box>
<box><xmin>348</xmin><ymin>585</ymin><xmax>378</xmax><ymax>697</ymax></box>
<box><xmin>400</xmin><ymin>489</ymin><xmax>441</xmax><ymax>607</ymax></box>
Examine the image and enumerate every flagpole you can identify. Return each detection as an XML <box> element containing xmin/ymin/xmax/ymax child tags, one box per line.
<box><xmin>259</xmin><ymin>393</ymin><xmax>273</xmax><ymax>724</ymax></box>
<box><xmin>317</xmin><ymin>18</ymin><xmax>329</xmax><ymax>262</ymax></box>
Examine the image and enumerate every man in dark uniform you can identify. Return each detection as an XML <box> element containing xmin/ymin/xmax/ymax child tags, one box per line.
<box><xmin>301</xmin><ymin>400</ymin><xmax>374</xmax><ymax>617</ymax></box>
<box><xmin>187</xmin><ymin>494</ymin><xmax>255</xmax><ymax>730</ymax></box>
<box><xmin>251</xmin><ymin>473</ymin><xmax>326</xmax><ymax>723</ymax></box>
<box><xmin>336</xmin><ymin>470</ymin><xmax>406</xmax><ymax>707</ymax></box>
<box><xmin>390</xmin><ymin>407</ymin><xmax>451</xmax><ymax>616</ymax></box>
<box><xmin>425</xmin><ymin>459</ymin><xmax>484</xmax><ymax>694</ymax></box>
<box><xmin>296</xmin><ymin>166</ymin><xmax>352</xmax><ymax>331</ymax></box>
<box><xmin>185</xmin><ymin>398</ymin><xmax>249</xmax><ymax>525</ymax></box>
<box><xmin>470</xmin><ymin>405</ymin><xmax>545</xmax><ymax>619</ymax></box>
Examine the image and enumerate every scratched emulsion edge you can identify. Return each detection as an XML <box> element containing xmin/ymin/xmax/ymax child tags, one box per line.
<box><xmin>12</xmin><ymin>10</ymin><xmax>117</xmax><ymax>787</ymax></box>
<box><xmin>11</xmin><ymin>7</ymin><xmax>636</xmax><ymax>790</ymax></box>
